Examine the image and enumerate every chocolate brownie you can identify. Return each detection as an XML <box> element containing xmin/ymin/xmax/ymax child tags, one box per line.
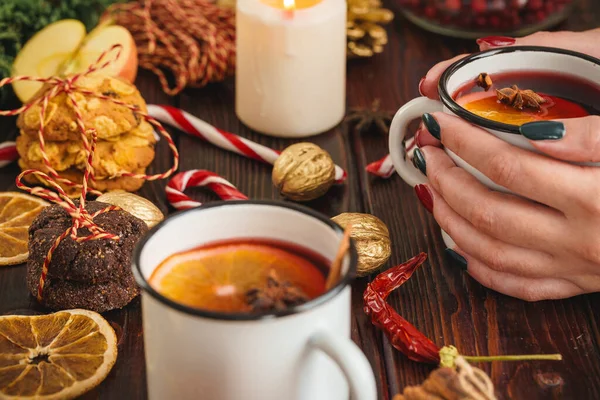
<box><xmin>27</xmin><ymin>201</ymin><xmax>147</xmax><ymax>312</ymax></box>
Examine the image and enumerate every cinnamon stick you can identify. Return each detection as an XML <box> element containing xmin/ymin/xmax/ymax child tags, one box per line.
<box><xmin>326</xmin><ymin>225</ymin><xmax>352</xmax><ymax>290</ymax></box>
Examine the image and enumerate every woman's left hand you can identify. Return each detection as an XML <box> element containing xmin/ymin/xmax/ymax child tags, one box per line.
<box><xmin>414</xmin><ymin>112</ymin><xmax>600</xmax><ymax>301</ymax></box>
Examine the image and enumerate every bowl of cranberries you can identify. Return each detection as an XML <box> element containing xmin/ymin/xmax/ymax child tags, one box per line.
<box><xmin>397</xmin><ymin>0</ymin><xmax>574</xmax><ymax>38</ymax></box>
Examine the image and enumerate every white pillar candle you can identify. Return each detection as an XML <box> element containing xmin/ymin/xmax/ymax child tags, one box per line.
<box><xmin>236</xmin><ymin>0</ymin><xmax>347</xmax><ymax>138</ymax></box>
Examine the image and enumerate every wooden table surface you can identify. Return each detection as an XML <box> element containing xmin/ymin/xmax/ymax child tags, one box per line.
<box><xmin>1</xmin><ymin>2</ymin><xmax>600</xmax><ymax>399</ymax></box>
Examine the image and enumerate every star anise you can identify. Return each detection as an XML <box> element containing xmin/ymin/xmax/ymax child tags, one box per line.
<box><xmin>496</xmin><ymin>85</ymin><xmax>547</xmax><ymax>110</ymax></box>
<box><xmin>345</xmin><ymin>99</ymin><xmax>393</xmax><ymax>135</ymax></box>
<box><xmin>245</xmin><ymin>270</ymin><xmax>310</xmax><ymax>312</ymax></box>
<box><xmin>475</xmin><ymin>73</ymin><xmax>493</xmax><ymax>91</ymax></box>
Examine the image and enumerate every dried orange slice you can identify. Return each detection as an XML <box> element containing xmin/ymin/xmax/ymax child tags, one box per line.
<box><xmin>0</xmin><ymin>309</ymin><xmax>117</xmax><ymax>399</ymax></box>
<box><xmin>149</xmin><ymin>242</ymin><xmax>326</xmax><ymax>313</ymax></box>
<box><xmin>0</xmin><ymin>192</ymin><xmax>49</xmax><ymax>266</ymax></box>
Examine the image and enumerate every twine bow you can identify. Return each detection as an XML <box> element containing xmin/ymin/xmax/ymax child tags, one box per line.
<box><xmin>0</xmin><ymin>44</ymin><xmax>179</xmax><ymax>301</ymax></box>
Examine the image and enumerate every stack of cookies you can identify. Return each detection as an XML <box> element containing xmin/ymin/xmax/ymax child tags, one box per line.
<box><xmin>16</xmin><ymin>75</ymin><xmax>156</xmax><ymax>196</ymax></box>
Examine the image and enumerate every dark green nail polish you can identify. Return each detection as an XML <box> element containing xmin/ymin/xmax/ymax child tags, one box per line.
<box><xmin>412</xmin><ymin>148</ymin><xmax>426</xmax><ymax>176</ymax></box>
<box><xmin>422</xmin><ymin>113</ymin><xmax>441</xmax><ymax>140</ymax></box>
<box><xmin>445</xmin><ymin>248</ymin><xmax>467</xmax><ymax>271</ymax></box>
<box><xmin>520</xmin><ymin>121</ymin><xmax>565</xmax><ymax>141</ymax></box>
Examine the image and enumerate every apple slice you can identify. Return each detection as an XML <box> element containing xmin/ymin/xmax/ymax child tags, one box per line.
<box><xmin>12</xmin><ymin>20</ymin><xmax>86</xmax><ymax>103</ymax></box>
<box><xmin>11</xmin><ymin>20</ymin><xmax>138</xmax><ymax>103</ymax></box>
<box><xmin>63</xmin><ymin>25</ymin><xmax>138</xmax><ymax>84</ymax></box>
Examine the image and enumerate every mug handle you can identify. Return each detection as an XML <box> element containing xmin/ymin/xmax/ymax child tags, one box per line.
<box><xmin>309</xmin><ymin>331</ymin><xmax>377</xmax><ymax>400</ymax></box>
<box><xmin>388</xmin><ymin>97</ymin><xmax>444</xmax><ymax>187</ymax></box>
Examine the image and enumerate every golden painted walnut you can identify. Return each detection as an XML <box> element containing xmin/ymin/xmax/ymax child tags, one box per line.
<box><xmin>331</xmin><ymin>213</ymin><xmax>391</xmax><ymax>276</ymax></box>
<box><xmin>97</xmin><ymin>192</ymin><xmax>164</xmax><ymax>228</ymax></box>
<box><xmin>272</xmin><ymin>143</ymin><xmax>336</xmax><ymax>202</ymax></box>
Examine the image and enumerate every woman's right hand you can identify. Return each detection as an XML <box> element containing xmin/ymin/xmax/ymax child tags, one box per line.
<box><xmin>410</xmin><ymin>28</ymin><xmax>600</xmax><ymax>301</ymax></box>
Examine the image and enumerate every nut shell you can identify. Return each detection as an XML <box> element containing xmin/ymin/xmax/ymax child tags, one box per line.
<box><xmin>96</xmin><ymin>192</ymin><xmax>164</xmax><ymax>228</ymax></box>
<box><xmin>331</xmin><ymin>213</ymin><xmax>391</xmax><ymax>276</ymax></box>
<box><xmin>272</xmin><ymin>143</ymin><xmax>336</xmax><ymax>202</ymax></box>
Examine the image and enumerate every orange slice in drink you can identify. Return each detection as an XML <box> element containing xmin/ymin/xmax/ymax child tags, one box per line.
<box><xmin>0</xmin><ymin>192</ymin><xmax>49</xmax><ymax>266</ymax></box>
<box><xmin>0</xmin><ymin>309</ymin><xmax>117</xmax><ymax>399</ymax></box>
<box><xmin>150</xmin><ymin>243</ymin><xmax>326</xmax><ymax>313</ymax></box>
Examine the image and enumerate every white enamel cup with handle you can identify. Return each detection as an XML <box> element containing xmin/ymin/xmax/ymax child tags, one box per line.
<box><xmin>133</xmin><ymin>201</ymin><xmax>377</xmax><ymax>400</ymax></box>
<box><xmin>388</xmin><ymin>46</ymin><xmax>600</xmax><ymax>247</ymax></box>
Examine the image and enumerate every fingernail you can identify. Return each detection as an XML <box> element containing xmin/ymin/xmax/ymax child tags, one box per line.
<box><xmin>418</xmin><ymin>77</ymin><xmax>426</xmax><ymax>96</ymax></box>
<box><xmin>445</xmin><ymin>249</ymin><xmax>468</xmax><ymax>271</ymax></box>
<box><xmin>476</xmin><ymin>36</ymin><xmax>516</xmax><ymax>47</ymax></box>
<box><xmin>422</xmin><ymin>113</ymin><xmax>441</xmax><ymax>140</ymax></box>
<box><xmin>414</xmin><ymin>184</ymin><xmax>433</xmax><ymax>214</ymax></box>
<box><xmin>412</xmin><ymin>148</ymin><xmax>426</xmax><ymax>176</ymax></box>
<box><xmin>519</xmin><ymin>121</ymin><xmax>565</xmax><ymax>141</ymax></box>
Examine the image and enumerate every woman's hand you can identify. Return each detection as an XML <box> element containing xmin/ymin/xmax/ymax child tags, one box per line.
<box><xmin>414</xmin><ymin>29</ymin><xmax>600</xmax><ymax>300</ymax></box>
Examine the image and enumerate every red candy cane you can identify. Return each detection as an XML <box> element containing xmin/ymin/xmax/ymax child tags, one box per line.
<box><xmin>166</xmin><ymin>170</ymin><xmax>248</xmax><ymax>210</ymax></box>
<box><xmin>366</xmin><ymin>137</ymin><xmax>417</xmax><ymax>179</ymax></box>
<box><xmin>147</xmin><ymin>105</ymin><xmax>347</xmax><ymax>184</ymax></box>
<box><xmin>0</xmin><ymin>142</ymin><xmax>18</xmax><ymax>168</ymax></box>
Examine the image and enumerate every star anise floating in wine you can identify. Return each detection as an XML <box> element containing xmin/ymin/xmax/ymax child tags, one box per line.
<box><xmin>475</xmin><ymin>72</ymin><xmax>493</xmax><ymax>91</ymax></box>
<box><xmin>245</xmin><ymin>270</ymin><xmax>310</xmax><ymax>312</ymax></box>
<box><xmin>345</xmin><ymin>99</ymin><xmax>393</xmax><ymax>136</ymax></box>
<box><xmin>496</xmin><ymin>85</ymin><xmax>547</xmax><ymax>110</ymax></box>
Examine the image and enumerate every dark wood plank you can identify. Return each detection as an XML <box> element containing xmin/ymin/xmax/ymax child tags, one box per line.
<box><xmin>0</xmin><ymin>70</ymin><xmax>178</xmax><ymax>400</ymax></box>
<box><xmin>350</xmin><ymin>1</ymin><xmax>600</xmax><ymax>399</ymax></box>
<box><xmin>0</xmin><ymin>2</ymin><xmax>599</xmax><ymax>398</ymax></box>
<box><xmin>177</xmin><ymin>79</ymin><xmax>392</xmax><ymax>399</ymax></box>
<box><xmin>80</xmin><ymin>69</ymin><xmax>182</xmax><ymax>400</ymax></box>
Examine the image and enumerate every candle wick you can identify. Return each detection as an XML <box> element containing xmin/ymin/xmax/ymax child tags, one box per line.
<box><xmin>283</xmin><ymin>0</ymin><xmax>295</xmax><ymax>18</ymax></box>
<box><xmin>283</xmin><ymin>8</ymin><xmax>295</xmax><ymax>19</ymax></box>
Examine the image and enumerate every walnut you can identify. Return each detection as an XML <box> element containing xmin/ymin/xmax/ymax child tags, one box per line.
<box><xmin>272</xmin><ymin>143</ymin><xmax>335</xmax><ymax>202</ymax></box>
<box><xmin>331</xmin><ymin>213</ymin><xmax>391</xmax><ymax>276</ymax></box>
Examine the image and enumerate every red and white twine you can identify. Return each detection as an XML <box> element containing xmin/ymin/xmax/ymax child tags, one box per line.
<box><xmin>105</xmin><ymin>0</ymin><xmax>236</xmax><ymax>96</ymax></box>
<box><xmin>148</xmin><ymin>104</ymin><xmax>348</xmax><ymax>184</ymax></box>
<box><xmin>166</xmin><ymin>169</ymin><xmax>248</xmax><ymax>210</ymax></box>
<box><xmin>0</xmin><ymin>44</ymin><xmax>179</xmax><ymax>301</ymax></box>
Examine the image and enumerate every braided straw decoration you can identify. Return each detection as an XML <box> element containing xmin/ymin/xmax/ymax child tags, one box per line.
<box><xmin>454</xmin><ymin>356</ymin><xmax>497</xmax><ymax>400</ymax></box>
<box><xmin>0</xmin><ymin>44</ymin><xmax>179</xmax><ymax>301</ymax></box>
<box><xmin>105</xmin><ymin>0</ymin><xmax>236</xmax><ymax>96</ymax></box>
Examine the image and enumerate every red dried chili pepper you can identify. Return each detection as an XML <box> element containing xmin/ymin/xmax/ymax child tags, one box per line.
<box><xmin>363</xmin><ymin>252</ymin><xmax>440</xmax><ymax>364</ymax></box>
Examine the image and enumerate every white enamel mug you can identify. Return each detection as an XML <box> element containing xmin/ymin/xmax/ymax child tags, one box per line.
<box><xmin>388</xmin><ymin>46</ymin><xmax>600</xmax><ymax>247</ymax></box>
<box><xmin>133</xmin><ymin>201</ymin><xmax>377</xmax><ymax>400</ymax></box>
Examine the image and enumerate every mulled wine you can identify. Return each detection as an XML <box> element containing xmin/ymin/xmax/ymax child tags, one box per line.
<box><xmin>149</xmin><ymin>239</ymin><xmax>328</xmax><ymax>313</ymax></box>
<box><xmin>454</xmin><ymin>71</ymin><xmax>600</xmax><ymax>126</ymax></box>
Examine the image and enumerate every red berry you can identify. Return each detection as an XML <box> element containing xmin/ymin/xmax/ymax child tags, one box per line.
<box><xmin>527</xmin><ymin>0</ymin><xmax>543</xmax><ymax>10</ymax></box>
<box><xmin>545</xmin><ymin>2</ymin><xmax>556</xmax><ymax>13</ymax></box>
<box><xmin>424</xmin><ymin>5</ymin><xmax>437</xmax><ymax>18</ymax></box>
<box><xmin>475</xmin><ymin>15</ymin><xmax>487</xmax><ymax>26</ymax></box>
<box><xmin>472</xmin><ymin>0</ymin><xmax>488</xmax><ymax>12</ymax></box>
<box><xmin>445</xmin><ymin>0</ymin><xmax>462</xmax><ymax>12</ymax></box>
<box><xmin>535</xmin><ymin>10</ymin><xmax>547</xmax><ymax>21</ymax></box>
